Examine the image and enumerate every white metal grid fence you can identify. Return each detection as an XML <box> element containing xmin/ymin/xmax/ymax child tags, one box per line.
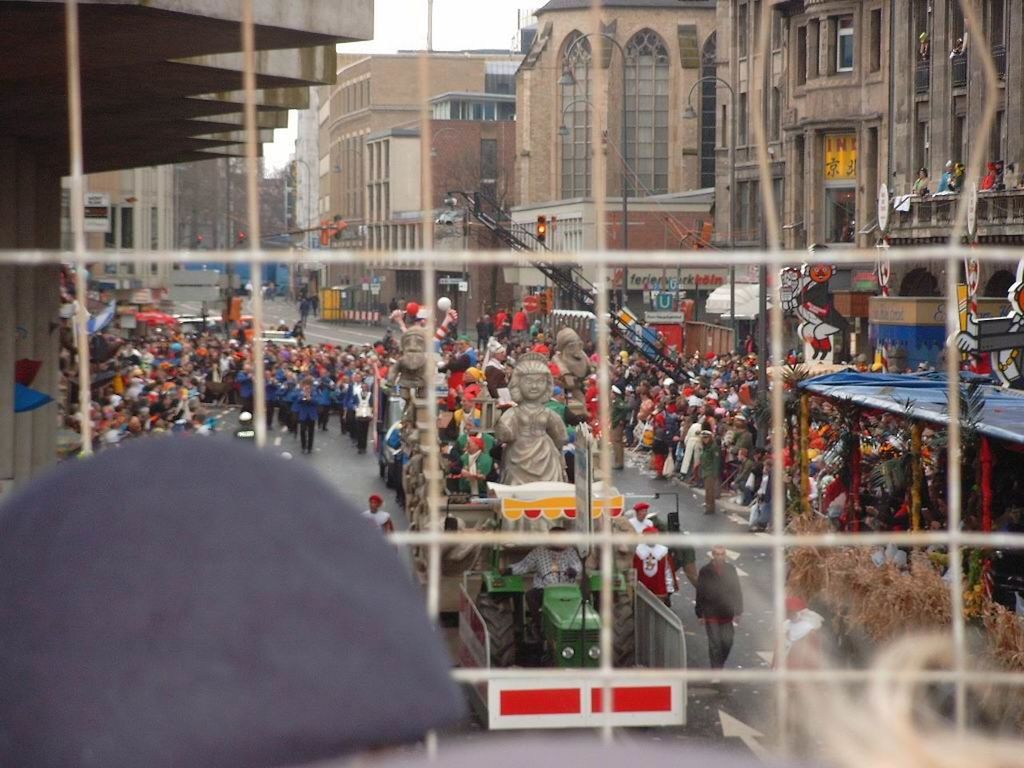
<box><xmin>7</xmin><ymin>0</ymin><xmax>1022</xmax><ymax>757</ymax></box>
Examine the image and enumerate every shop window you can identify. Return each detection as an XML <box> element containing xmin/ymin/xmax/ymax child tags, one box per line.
<box><xmin>824</xmin><ymin>187</ymin><xmax>856</xmax><ymax>243</ymax></box>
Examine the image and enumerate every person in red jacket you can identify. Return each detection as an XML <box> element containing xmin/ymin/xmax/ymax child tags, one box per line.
<box><xmin>633</xmin><ymin>529</ymin><xmax>678</xmax><ymax>606</ymax></box>
<box><xmin>511</xmin><ymin>307</ymin><xmax>529</xmax><ymax>341</ymax></box>
<box><xmin>494</xmin><ymin>308</ymin><xmax>510</xmax><ymax>341</ymax></box>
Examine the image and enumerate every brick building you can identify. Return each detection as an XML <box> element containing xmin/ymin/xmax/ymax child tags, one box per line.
<box><xmin>317</xmin><ymin>53</ymin><xmax>523</xmax><ymax>320</ymax></box>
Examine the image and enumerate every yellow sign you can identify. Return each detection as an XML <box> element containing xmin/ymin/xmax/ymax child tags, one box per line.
<box><xmin>824</xmin><ymin>133</ymin><xmax>857</xmax><ymax>180</ymax></box>
<box><xmin>500</xmin><ymin>495</ymin><xmax>626</xmax><ymax>521</ymax></box>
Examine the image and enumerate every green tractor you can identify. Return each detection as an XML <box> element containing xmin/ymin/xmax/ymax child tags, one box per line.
<box><xmin>471</xmin><ymin>555</ymin><xmax>636</xmax><ymax>669</ymax></box>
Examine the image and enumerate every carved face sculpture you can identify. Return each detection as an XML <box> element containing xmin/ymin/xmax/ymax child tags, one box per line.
<box><xmin>399</xmin><ymin>328</ymin><xmax>428</xmax><ymax>374</ymax></box>
<box><xmin>510</xmin><ymin>353</ymin><xmax>553</xmax><ymax>405</ymax></box>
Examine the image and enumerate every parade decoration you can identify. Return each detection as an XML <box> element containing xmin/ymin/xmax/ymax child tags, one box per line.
<box><xmin>437</xmin><ymin>296</ymin><xmax>452</xmax><ymax>312</ymax></box>
<box><xmin>954</xmin><ymin>258</ymin><xmax>1024</xmax><ymax>389</ymax></box>
<box><xmin>779</xmin><ymin>263</ymin><xmax>849</xmax><ymax>361</ymax></box>
<box><xmin>494</xmin><ymin>352</ymin><xmax>568</xmax><ymax>484</ymax></box>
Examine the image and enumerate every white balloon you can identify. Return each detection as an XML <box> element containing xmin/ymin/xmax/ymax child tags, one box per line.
<box><xmin>437</xmin><ymin>296</ymin><xmax>452</xmax><ymax>312</ymax></box>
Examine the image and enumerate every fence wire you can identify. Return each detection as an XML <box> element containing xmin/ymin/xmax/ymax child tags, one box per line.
<box><xmin>20</xmin><ymin>0</ymin><xmax>1024</xmax><ymax>758</ymax></box>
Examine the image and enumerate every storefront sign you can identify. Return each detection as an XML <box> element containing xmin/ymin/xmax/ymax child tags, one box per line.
<box><xmin>645</xmin><ymin>311</ymin><xmax>685</xmax><ymax>323</ymax></box>
<box><xmin>824</xmin><ymin>134</ymin><xmax>857</xmax><ymax>180</ymax></box>
<box><xmin>628</xmin><ymin>270</ymin><xmax>728</xmax><ymax>290</ymax></box>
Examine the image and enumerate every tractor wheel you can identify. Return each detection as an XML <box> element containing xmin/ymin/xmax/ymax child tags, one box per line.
<box><xmin>613</xmin><ymin>591</ymin><xmax>636</xmax><ymax>668</ymax></box>
<box><xmin>476</xmin><ymin>592</ymin><xmax>516</xmax><ymax>668</ymax></box>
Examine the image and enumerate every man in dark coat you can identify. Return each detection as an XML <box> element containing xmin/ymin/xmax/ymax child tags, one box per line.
<box><xmin>695</xmin><ymin>545</ymin><xmax>743</xmax><ymax>669</ymax></box>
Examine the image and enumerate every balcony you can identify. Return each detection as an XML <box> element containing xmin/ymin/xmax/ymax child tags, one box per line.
<box><xmin>951</xmin><ymin>52</ymin><xmax>967</xmax><ymax>88</ymax></box>
<box><xmin>914</xmin><ymin>61</ymin><xmax>930</xmax><ymax>94</ymax></box>
<box><xmin>992</xmin><ymin>43</ymin><xmax>1007</xmax><ymax>79</ymax></box>
<box><xmin>888</xmin><ymin>189</ymin><xmax>1024</xmax><ymax>243</ymax></box>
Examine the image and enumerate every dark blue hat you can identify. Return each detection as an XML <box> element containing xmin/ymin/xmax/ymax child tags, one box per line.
<box><xmin>0</xmin><ymin>438</ymin><xmax>464</xmax><ymax>767</ymax></box>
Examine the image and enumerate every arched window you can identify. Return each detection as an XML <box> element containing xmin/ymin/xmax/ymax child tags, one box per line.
<box><xmin>625</xmin><ymin>29</ymin><xmax>670</xmax><ymax>195</ymax></box>
<box><xmin>699</xmin><ymin>33</ymin><xmax>717</xmax><ymax>189</ymax></box>
<box><xmin>898</xmin><ymin>267</ymin><xmax>940</xmax><ymax>297</ymax></box>
<box><xmin>559</xmin><ymin>32</ymin><xmax>591</xmax><ymax>198</ymax></box>
<box><xmin>983</xmin><ymin>268</ymin><xmax>1015</xmax><ymax>298</ymax></box>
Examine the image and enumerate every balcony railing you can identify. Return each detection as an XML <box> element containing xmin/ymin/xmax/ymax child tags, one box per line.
<box><xmin>915</xmin><ymin>61</ymin><xmax>930</xmax><ymax>94</ymax></box>
<box><xmin>951</xmin><ymin>52</ymin><xmax>967</xmax><ymax>88</ymax></box>
<box><xmin>890</xmin><ymin>188</ymin><xmax>1024</xmax><ymax>241</ymax></box>
<box><xmin>992</xmin><ymin>43</ymin><xmax>1006</xmax><ymax>79</ymax></box>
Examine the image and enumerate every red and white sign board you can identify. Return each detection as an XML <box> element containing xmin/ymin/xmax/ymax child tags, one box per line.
<box><xmin>486</xmin><ymin>677</ymin><xmax>684</xmax><ymax>730</ymax></box>
<box><xmin>459</xmin><ymin>584</ymin><xmax>686</xmax><ymax>730</ymax></box>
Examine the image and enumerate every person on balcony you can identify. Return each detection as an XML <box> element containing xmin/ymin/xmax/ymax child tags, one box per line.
<box><xmin>937</xmin><ymin>161</ymin><xmax>954</xmax><ymax>193</ymax></box>
<box><xmin>981</xmin><ymin>162</ymin><xmax>998</xmax><ymax>191</ymax></box>
<box><xmin>950</xmin><ymin>36</ymin><xmax>966</xmax><ymax>58</ymax></box>
<box><xmin>918</xmin><ymin>32</ymin><xmax>929</xmax><ymax>60</ymax></box>
<box><xmin>913</xmin><ymin>167</ymin><xmax>930</xmax><ymax>197</ymax></box>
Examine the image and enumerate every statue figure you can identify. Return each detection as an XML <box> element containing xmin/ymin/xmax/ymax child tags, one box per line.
<box><xmin>387</xmin><ymin>326</ymin><xmax>429</xmax><ymax>392</ymax></box>
<box><xmin>551</xmin><ymin>326</ymin><xmax>592</xmax><ymax>416</ymax></box>
<box><xmin>494</xmin><ymin>352</ymin><xmax>568</xmax><ymax>484</ymax></box>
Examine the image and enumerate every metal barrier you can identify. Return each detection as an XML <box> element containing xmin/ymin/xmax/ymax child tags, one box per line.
<box><xmin>635</xmin><ymin>583</ymin><xmax>687</xmax><ymax>672</ymax></box>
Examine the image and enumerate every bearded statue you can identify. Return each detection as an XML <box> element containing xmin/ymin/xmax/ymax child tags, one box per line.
<box><xmin>551</xmin><ymin>326</ymin><xmax>591</xmax><ymax>414</ymax></box>
<box><xmin>387</xmin><ymin>326</ymin><xmax>429</xmax><ymax>392</ymax></box>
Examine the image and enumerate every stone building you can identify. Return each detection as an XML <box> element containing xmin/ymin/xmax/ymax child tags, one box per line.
<box><xmin>886</xmin><ymin>0</ymin><xmax>1024</xmax><ymax>299</ymax></box>
<box><xmin>512</xmin><ymin>0</ymin><xmax>718</xmax><ymax>311</ymax></box>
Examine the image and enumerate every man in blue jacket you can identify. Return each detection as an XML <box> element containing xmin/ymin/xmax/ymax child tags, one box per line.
<box><xmin>294</xmin><ymin>378</ymin><xmax>319</xmax><ymax>454</ymax></box>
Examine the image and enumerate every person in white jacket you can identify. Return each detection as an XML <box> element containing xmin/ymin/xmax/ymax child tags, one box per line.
<box><xmin>679</xmin><ymin>419</ymin><xmax>703</xmax><ymax>482</ymax></box>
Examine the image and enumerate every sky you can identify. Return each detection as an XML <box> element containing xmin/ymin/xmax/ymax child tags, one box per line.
<box><xmin>263</xmin><ymin>0</ymin><xmax>534</xmax><ymax>170</ymax></box>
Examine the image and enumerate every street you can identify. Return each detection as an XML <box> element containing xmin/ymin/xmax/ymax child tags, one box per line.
<box><xmin>184</xmin><ymin>296</ymin><xmax>777</xmax><ymax>749</ymax></box>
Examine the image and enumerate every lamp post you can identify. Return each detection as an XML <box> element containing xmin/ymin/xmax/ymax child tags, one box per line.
<box><xmin>684</xmin><ymin>75</ymin><xmax>737</xmax><ymax>352</ymax></box>
<box><xmin>560</xmin><ymin>33</ymin><xmax>629</xmax><ymax>308</ymax></box>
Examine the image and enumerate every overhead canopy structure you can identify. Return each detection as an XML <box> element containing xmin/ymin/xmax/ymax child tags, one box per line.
<box><xmin>704</xmin><ymin>283</ymin><xmax>765</xmax><ymax>320</ymax></box>
<box><xmin>2</xmin><ymin>0</ymin><xmax>372</xmax><ymax>172</ymax></box>
<box><xmin>798</xmin><ymin>372</ymin><xmax>1024</xmax><ymax>446</ymax></box>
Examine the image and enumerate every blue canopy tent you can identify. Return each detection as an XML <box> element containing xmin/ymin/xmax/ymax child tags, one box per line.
<box><xmin>798</xmin><ymin>372</ymin><xmax>1024</xmax><ymax>447</ymax></box>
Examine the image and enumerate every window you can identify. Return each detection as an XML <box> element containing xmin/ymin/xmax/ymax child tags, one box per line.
<box><xmin>808</xmin><ymin>20</ymin><xmax>820</xmax><ymax>79</ymax></box>
<box><xmin>796</xmin><ymin>25</ymin><xmax>808</xmax><ymax>84</ymax></box>
<box><xmin>991</xmin><ymin>110</ymin><xmax>1004</xmax><ymax>162</ymax></box>
<box><xmin>120</xmin><ymin>206</ymin><xmax>134</xmax><ymax>249</ymax></box>
<box><xmin>105</xmin><ymin>205</ymin><xmax>116</xmax><ymax>248</ymax></box>
<box><xmin>737</xmin><ymin>3</ymin><xmax>748</xmax><ymax>58</ymax></box>
<box><xmin>824</xmin><ymin>187</ymin><xmax>856</xmax><ymax>243</ymax></box>
<box><xmin>771</xmin><ymin>10</ymin><xmax>784</xmax><ymax>51</ymax></box>
<box><xmin>836</xmin><ymin>16</ymin><xmax>854</xmax><ymax>72</ymax></box>
<box><xmin>559</xmin><ymin>31</ymin><xmax>591</xmax><ymax>198</ymax></box>
<box><xmin>869</xmin><ymin>9</ymin><xmax>882</xmax><ymax>72</ymax></box>
<box><xmin>738</xmin><ymin>92</ymin><xmax>748</xmax><ymax>146</ymax></box>
<box><xmin>770</xmin><ymin>87</ymin><xmax>781</xmax><ymax>141</ymax></box>
<box><xmin>150</xmin><ymin>206</ymin><xmax>159</xmax><ymax>249</ymax></box>
<box><xmin>699</xmin><ymin>33</ymin><xmax>717</xmax><ymax>189</ymax></box>
<box><xmin>480</xmin><ymin>138</ymin><xmax>498</xmax><ymax>182</ymax></box>
<box><xmin>625</xmin><ymin>29</ymin><xmax>671</xmax><ymax>195</ymax></box>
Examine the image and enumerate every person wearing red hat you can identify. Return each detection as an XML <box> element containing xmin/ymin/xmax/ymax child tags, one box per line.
<box><xmin>628</xmin><ymin>501</ymin><xmax>657</xmax><ymax>533</ymax></box>
<box><xmin>362</xmin><ymin>494</ymin><xmax>394</xmax><ymax>533</ymax></box>
<box><xmin>633</xmin><ymin>528</ymin><xmax>678</xmax><ymax>606</ymax></box>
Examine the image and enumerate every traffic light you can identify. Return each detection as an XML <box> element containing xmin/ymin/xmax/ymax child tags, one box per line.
<box><xmin>536</xmin><ymin>215</ymin><xmax>547</xmax><ymax>243</ymax></box>
<box><xmin>538</xmin><ymin>291</ymin><xmax>549</xmax><ymax>313</ymax></box>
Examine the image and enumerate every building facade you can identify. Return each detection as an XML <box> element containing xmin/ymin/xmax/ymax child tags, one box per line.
<box><xmin>316</xmin><ymin>52</ymin><xmax>523</xmax><ymax>317</ymax></box>
<box><xmin>515</xmin><ymin>0</ymin><xmax>718</xmax><ymax>216</ymax></box>
<box><xmin>886</xmin><ymin>0</ymin><xmax>1024</xmax><ymax>298</ymax></box>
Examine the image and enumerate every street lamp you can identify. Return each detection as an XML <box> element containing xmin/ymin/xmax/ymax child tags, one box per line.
<box><xmin>683</xmin><ymin>75</ymin><xmax>737</xmax><ymax>352</ymax></box>
<box><xmin>560</xmin><ymin>32</ymin><xmax>629</xmax><ymax>308</ymax></box>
